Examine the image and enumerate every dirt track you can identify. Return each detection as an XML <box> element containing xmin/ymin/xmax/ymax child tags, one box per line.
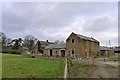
<box><xmin>91</xmin><ymin>59</ymin><xmax>118</xmax><ymax>78</ymax></box>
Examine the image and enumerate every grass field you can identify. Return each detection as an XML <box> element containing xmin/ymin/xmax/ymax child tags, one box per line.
<box><xmin>0</xmin><ymin>54</ymin><xmax>2</xmax><ymax>79</ymax></box>
<box><xmin>2</xmin><ymin>54</ymin><xmax>64</xmax><ymax>78</ymax></box>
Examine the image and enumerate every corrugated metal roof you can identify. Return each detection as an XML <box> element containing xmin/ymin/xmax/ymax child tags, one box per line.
<box><xmin>100</xmin><ymin>46</ymin><xmax>113</xmax><ymax>50</ymax></box>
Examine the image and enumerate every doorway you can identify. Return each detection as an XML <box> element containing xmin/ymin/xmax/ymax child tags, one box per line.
<box><xmin>50</xmin><ymin>49</ymin><xmax>52</xmax><ymax>56</ymax></box>
<box><xmin>61</xmin><ymin>50</ymin><xmax>65</xmax><ymax>57</ymax></box>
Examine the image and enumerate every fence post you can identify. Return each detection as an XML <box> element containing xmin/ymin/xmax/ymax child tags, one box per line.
<box><xmin>64</xmin><ymin>58</ymin><xmax>67</xmax><ymax>79</ymax></box>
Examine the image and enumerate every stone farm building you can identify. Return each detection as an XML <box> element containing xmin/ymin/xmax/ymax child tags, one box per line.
<box><xmin>24</xmin><ymin>40</ymin><xmax>54</xmax><ymax>56</ymax></box>
<box><xmin>43</xmin><ymin>43</ymin><xmax>66</xmax><ymax>57</ymax></box>
<box><xmin>38</xmin><ymin>40</ymin><xmax>54</xmax><ymax>54</ymax></box>
<box><xmin>66</xmin><ymin>32</ymin><xmax>100</xmax><ymax>58</ymax></box>
<box><xmin>43</xmin><ymin>32</ymin><xmax>100</xmax><ymax>58</ymax></box>
<box><xmin>100</xmin><ymin>46</ymin><xmax>114</xmax><ymax>56</ymax></box>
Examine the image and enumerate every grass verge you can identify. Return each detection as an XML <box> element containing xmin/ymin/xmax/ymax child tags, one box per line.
<box><xmin>111</xmin><ymin>58</ymin><xmax>120</xmax><ymax>61</ymax></box>
<box><xmin>67</xmin><ymin>59</ymin><xmax>96</xmax><ymax>78</ymax></box>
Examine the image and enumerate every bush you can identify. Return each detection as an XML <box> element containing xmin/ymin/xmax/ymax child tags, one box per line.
<box><xmin>2</xmin><ymin>49</ymin><xmax>22</xmax><ymax>54</ymax></box>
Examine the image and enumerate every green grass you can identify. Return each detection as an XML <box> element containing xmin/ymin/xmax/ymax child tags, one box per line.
<box><xmin>0</xmin><ymin>54</ymin><xmax>2</xmax><ymax>79</ymax></box>
<box><xmin>111</xmin><ymin>58</ymin><xmax>120</xmax><ymax>61</ymax></box>
<box><xmin>2</xmin><ymin>54</ymin><xmax>64</xmax><ymax>78</ymax></box>
<box><xmin>67</xmin><ymin>59</ymin><xmax>95</xmax><ymax>78</ymax></box>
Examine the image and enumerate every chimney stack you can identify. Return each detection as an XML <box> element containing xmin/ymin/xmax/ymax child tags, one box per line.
<box><xmin>46</xmin><ymin>40</ymin><xmax>48</xmax><ymax>42</ymax></box>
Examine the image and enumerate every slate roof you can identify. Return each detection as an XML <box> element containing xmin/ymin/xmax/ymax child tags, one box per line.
<box><xmin>39</xmin><ymin>41</ymin><xmax>54</xmax><ymax>45</ymax></box>
<box><xmin>76</xmin><ymin>34</ymin><xmax>99</xmax><ymax>42</ymax></box>
<box><xmin>66</xmin><ymin>32</ymin><xmax>99</xmax><ymax>43</ymax></box>
<box><xmin>55</xmin><ymin>43</ymin><xmax>66</xmax><ymax>48</ymax></box>
<box><xmin>45</xmin><ymin>43</ymin><xmax>66</xmax><ymax>49</ymax></box>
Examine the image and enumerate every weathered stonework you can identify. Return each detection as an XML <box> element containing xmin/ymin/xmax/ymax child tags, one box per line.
<box><xmin>66</xmin><ymin>32</ymin><xmax>100</xmax><ymax>58</ymax></box>
<box><xmin>43</xmin><ymin>32</ymin><xmax>100</xmax><ymax>58</ymax></box>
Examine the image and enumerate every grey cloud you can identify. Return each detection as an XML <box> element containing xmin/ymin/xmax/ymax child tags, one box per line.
<box><xmin>2</xmin><ymin>2</ymin><xmax>118</xmax><ymax>45</ymax></box>
<box><xmin>3</xmin><ymin>2</ymin><xmax>117</xmax><ymax>30</ymax></box>
<box><xmin>82</xmin><ymin>16</ymin><xmax>117</xmax><ymax>33</ymax></box>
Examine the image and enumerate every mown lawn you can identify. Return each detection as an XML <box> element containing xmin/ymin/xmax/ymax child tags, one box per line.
<box><xmin>2</xmin><ymin>54</ymin><xmax>64</xmax><ymax>78</ymax></box>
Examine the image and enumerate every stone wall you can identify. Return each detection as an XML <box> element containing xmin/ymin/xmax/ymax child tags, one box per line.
<box><xmin>43</xmin><ymin>48</ymin><xmax>66</xmax><ymax>57</ymax></box>
<box><xmin>66</xmin><ymin>33</ymin><xmax>100</xmax><ymax>58</ymax></box>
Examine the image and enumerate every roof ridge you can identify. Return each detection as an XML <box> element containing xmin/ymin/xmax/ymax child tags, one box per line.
<box><xmin>76</xmin><ymin>34</ymin><xmax>91</xmax><ymax>39</ymax></box>
<box><xmin>76</xmin><ymin>33</ymin><xmax>98</xmax><ymax>42</ymax></box>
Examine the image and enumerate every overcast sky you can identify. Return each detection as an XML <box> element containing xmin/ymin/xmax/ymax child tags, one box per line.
<box><xmin>2</xmin><ymin>2</ymin><xmax>118</xmax><ymax>46</ymax></box>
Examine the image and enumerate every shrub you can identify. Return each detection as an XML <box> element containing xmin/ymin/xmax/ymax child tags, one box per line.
<box><xmin>2</xmin><ymin>49</ymin><xmax>22</xmax><ymax>54</ymax></box>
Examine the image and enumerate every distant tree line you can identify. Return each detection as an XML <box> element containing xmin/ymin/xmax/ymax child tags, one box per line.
<box><xmin>0</xmin><ymin>32</ymin><xmax>42</xmax><ymax>55</ymax></box>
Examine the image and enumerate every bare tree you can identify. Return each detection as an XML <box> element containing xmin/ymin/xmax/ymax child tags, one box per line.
<box><xmin>6</xmin><ymin>38</ymin><xmax>12</xmax><ymax>47</ymax></box>
<box><xmin>23</xmin><ymin>35</ymin><xmax>38</xmax><ymax>55</ymax></box>
<box><xmin>0</xmin><ymin>32</ymin><xmax>7</xmax><ymax>48</ymax></box>
<box><xmin>37</xmin><ymin>40</ymin><xmax>44</xmax><ymax>54</ymax></box>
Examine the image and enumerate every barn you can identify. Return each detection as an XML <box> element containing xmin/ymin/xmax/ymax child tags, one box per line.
<box><xmin>66</xmin><ymin>32</ymin><xmax>100</xmax><ymax>58</ymax></box>
<box><xmin>43</xmin><ymin>43</ymin><xmax>66</xmax><ymax>57</ymax></box>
